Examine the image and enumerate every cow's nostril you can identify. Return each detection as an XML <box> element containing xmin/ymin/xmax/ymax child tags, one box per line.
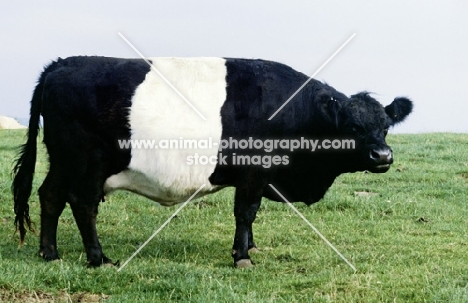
<box><xmin>370</xmin><ymin>150</ymin><xmax>381</xmax><ymax>160</ymax></box>
<box><xmin>369</xmin><ymin>149</ymin><xmax>393</xmax><ymax>163</ymax></box>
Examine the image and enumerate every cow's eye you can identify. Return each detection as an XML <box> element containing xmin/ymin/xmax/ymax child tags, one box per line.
<box><xmin>350</xmin><ymin>125</ymin><xmax>363</xmax><ymax>135</ymax></box>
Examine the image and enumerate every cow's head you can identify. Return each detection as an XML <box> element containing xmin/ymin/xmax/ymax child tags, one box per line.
<box><xmin>318</xmin><ymin>91</ymin><xmax>413</xmax><ymax>173</ymax></box>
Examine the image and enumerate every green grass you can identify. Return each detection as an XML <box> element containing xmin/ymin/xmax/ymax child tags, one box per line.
<box><xmin>1</xmin><ymin>130</ymin><xmax>468</xmax><ymax>302</ymax></box>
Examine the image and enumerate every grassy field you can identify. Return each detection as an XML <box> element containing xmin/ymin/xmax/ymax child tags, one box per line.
<box><xmin>0</xmin><ymin>130</ymin><xmax>467</xmax><ymax>302</ymax></box>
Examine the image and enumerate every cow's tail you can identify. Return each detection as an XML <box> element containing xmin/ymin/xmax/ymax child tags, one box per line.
<box><xmin>12</xmin><ymin>70</ymin><xmax>48</xmax><ymax>246</ymax></box>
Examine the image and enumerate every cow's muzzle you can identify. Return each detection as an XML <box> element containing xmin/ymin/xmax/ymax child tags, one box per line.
<box><xmin>369</xmin><ymin>147</ymin><xmax>393</xmax><ymax>173</ymax></box>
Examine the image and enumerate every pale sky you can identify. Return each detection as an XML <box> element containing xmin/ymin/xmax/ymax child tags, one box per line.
<box><xmin>1</xmin><ymin>1</ymin><xmax>467</xmax><ymax>133</ymax></box>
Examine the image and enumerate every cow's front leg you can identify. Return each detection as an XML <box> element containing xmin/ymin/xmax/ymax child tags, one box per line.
<box><xmin>232</xmin><ymin>182</ymin><xmax>263</xmax><ymax>268</ymax></box>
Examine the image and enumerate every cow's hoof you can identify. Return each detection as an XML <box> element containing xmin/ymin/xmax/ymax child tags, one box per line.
<box><xmin>100</xmin><ymin>258</ymin><xmax>119</xmax><ymax>267</ymax></box>
<box><xmin>111</xmin><ymin>260</ymin><xmax>120</xmax><ymax>267</ymax></box>
<box><xmin>102</xmin><ymin>262</ymin><xmax>116</xmax><ymax>268</ymax></box>
<box><xmin>248</xmin><ymin>247</ymin><xmax>261</xmax><ymax>254</ymax></box>
<box><xmin>39</xmin><ymin>249</ymin><xmax>60</xmax><ymax>262</ymax></box>
<box><xmin>87</xmin><ymin>256</ymin><xmax>116</xmax><ymax>268</ymax></box>
<box><xmin>236</xmin><ymin>259</ymin><xmax>254</xmax><ymax>268</ymax></box>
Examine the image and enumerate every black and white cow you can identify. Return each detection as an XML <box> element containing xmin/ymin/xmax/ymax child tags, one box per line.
<box><xmin>13</xmin><ymin>56</ymin><xmax>412</xmax><ymax>267</ymax></box>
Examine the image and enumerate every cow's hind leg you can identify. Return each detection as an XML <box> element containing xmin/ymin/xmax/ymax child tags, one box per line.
<box><xmin>68</xmin><ymin>164</ymin><xmax>115</xmax><ymax>267</ymax></box>
<box><xmin>61</xmin><ymin>144</ymin><xmax>114</xmax><ymax>267</ymax></box>
<box><xmin>69</xmin><ymin>198</ymin><xmax>113</xmax><ymax>267</ymax></box>
<box><xmin>38</xmin><ymin>171</ymin><xmax>66</xmax><ymax>261</ymax></box>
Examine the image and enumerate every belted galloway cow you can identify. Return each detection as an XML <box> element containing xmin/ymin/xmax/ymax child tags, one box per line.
<box><xmin>13</xmin><ymin>56</ymin><xmax>412</xmax><ymax>267</ymax></box>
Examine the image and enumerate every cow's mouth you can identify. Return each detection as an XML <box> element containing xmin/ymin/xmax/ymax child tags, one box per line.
<box><xmin>368</xmin><ymin>147</ymin><xmax>393</xmax><ymax>173</ymax></box>
<box><xmin>369</xmin><ymin>164</ymin><xmax>391</xmax><ymax>173</ymax></box>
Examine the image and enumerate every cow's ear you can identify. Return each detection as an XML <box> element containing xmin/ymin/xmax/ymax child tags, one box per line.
<box><xmin>385</xmin><ymin>97</ymin><xmax>413</xmax><ymax>125</ymax></box>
